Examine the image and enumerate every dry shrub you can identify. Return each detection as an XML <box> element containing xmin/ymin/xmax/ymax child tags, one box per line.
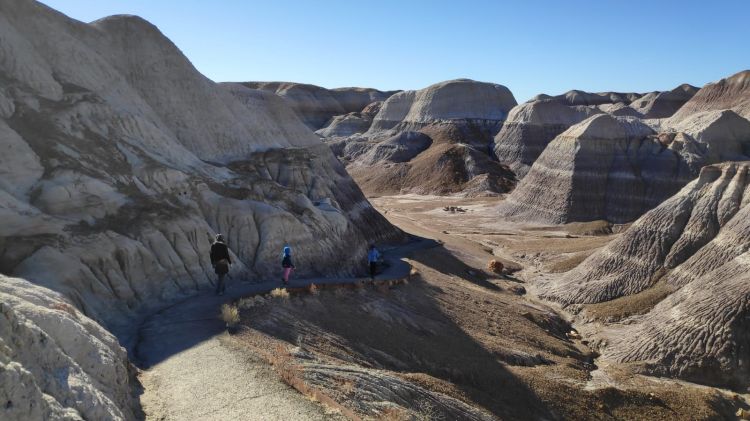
<box><xmin>335</xmin><ymin>378</ymin><xmax>356</xmax><ymax>395</ymax></box>
<box><xmin>487</xmin><ymin>259</ymin><xmax>504</xmax><ymax>274</ymax></box>
<box><xmin>308</xmin><ymin>283</ymin><xmax>319</xmax><ymax>295</ymax></box>
<box><xmin>221</xmin><ymin>303</ymin><xmax>240</xmax><ymax>327</ymax></box>
<box><xmin>49</xmin><ymin>302</ymin><xmax>78</xmax><ymax>319</ymax></box>
<box><xmin>270</xmin><ymin>288</ymin><xmax>290</xmax><ymax>299</ymax></box>
<box><xmin>268</xmin><ymin>346</ymin><xmax>361</xmax><ymax>420</ymax></box>
<box><xmin>381</xmin><ymin>406</ymin><xmax>410</xmax><ymax>421</ymax></box>
<box><xmin>416</xmin><ymin>400</ymin><xmax>444</xmax><ymax>421</ymax></box>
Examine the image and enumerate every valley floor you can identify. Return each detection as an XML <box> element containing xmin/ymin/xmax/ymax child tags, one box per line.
<box><xmin>136</xmin><ymin>194</ymin><xmax>746</xmax><ymax>420</ymax></box>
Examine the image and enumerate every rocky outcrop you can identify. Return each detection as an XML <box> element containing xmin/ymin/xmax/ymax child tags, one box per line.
<box><xmin>540</xmin><ymin>162</ymin><xmax>750</xmax><ymax>389</ymax></box>
<box><xmin>324</xmin><ymin>79</ymin><xmax>518</xmax><ymax>196</ymax></box>
<box><xmin>235</xmin><ymin>82</ymin><xmax>396</xmax><ymax>129</ymax></box>
<box><xmin>315</xmin><ymin>112</ymin><xmax>373</xmax><ymax>137</ymax></box>
<box><xmin>1</xmin><ymin>275</ymin><xmax>138</xmax><ymax>421</ymax></box>
<box><xmin>0</xmin><ymin>0</ymin><xmax>400</xmax><ymax>334</ymax></box>
<box><xmin>628</xmin><ymin>84</ymin><xmax>698</xmax><ymax>119</ymax></box>
<box><xmin>670</xmin><ymin>70</ymin><xmax>750</xmax><ymax>121</ymax></box>
<box><xmin>498</xmin><ymin>108</ymin><xmax>750</xmax><ymax>224</ymax></box>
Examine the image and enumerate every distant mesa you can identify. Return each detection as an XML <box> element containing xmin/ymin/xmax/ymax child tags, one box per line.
<box><xmin>233</xmin><ymin>81</ymin><xmax>398</xmax><ymax>130</ymax></box>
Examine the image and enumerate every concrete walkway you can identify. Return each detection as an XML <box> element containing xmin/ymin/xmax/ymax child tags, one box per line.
<box><xmin>134</xmin><ymin>238</ymin><xmax>434</xmax><ymax>420</ymax></box>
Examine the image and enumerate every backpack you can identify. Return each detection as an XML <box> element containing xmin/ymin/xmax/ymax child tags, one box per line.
<box><xmin>215</xmin><ymin>259</ymin><xmax>229</xmax><ymax>275</ymax></box>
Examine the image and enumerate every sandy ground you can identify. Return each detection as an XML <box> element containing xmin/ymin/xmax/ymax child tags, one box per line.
<box><xmin>138</xmin><ymin>337</ymin><xmax>337</xmax><ymax>421</ymax></box>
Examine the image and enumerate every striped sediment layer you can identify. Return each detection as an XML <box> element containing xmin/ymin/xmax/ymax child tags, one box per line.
<box><xmin>498</xmin><ymin>109</ymin><xmax>750</xmax><ymax>224</ymax></box>
<box><xmin>493</xmin><ymin>100</ymin><xmax>603</xmax><ymax>177</ymax></box>
<box><xmin>541</xmin><ymin>162</ymin><xmax>750</xmax><ymax>389</ymax></box>
<box><xmin>497</xmin><ymin>114</ymin><xmax>697</xmax><ymax>223</ymax></box>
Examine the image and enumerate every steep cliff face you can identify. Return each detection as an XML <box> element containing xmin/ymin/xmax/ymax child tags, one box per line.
<box><xmin>0</xmin><ymin>0</ymin><xmax>400</xmax><ymax>331</ymax></box>
<box><xmin>235</xmin><ymin>81</ymin><xmax>396</xmax><ymax>130</ymax></box>
<box><xmin>323</xmin><ymin>79</ymin><xmax>518</xmax><ymax>196</ymax></box>
<box><xmin>540</xmin><ymin>162</ymin><xmax>750</xmax><ymax>389</ymax></box>
<box><xmin>670</xmin><ymin>70</ymin><xmax>750</xmax><ymax>121</ymax></box>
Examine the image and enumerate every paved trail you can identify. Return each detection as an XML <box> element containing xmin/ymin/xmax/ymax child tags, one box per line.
<box><xmin>134</xmin><ymin>239</ymin><xmax>432</xmax><ymax>421</ymax></box>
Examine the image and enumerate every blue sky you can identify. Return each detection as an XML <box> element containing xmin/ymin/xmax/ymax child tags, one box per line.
<box><xmin>42</xmin><ymin>0</ymin><xmax>749</xmax><ymax>102</ymax></box>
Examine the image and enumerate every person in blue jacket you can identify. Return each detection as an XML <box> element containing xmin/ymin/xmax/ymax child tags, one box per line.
<box><xmin>281</xmin><ymin>245</ymin><xmax>295</xmax><ymax>284</ymax></box>
<box><xmin>367</xmin><ymin>244</ymin><xmax>380</xmax><ymax>280</ymax></box>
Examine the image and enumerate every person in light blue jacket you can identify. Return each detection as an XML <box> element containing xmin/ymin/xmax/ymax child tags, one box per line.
<box><xmin>281</xmin><ymin>245</ymin><xmax>294</xmax><ymax>284</ymax></box>
<box><xmin>367</xmin><ymin>244</ymin><xmax>380</xmax><ymax>280</ymax></box>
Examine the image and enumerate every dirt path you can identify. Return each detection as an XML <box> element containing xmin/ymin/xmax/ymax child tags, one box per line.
<box><xmin>135</xmin><ymin>239</ymin><xmax>432</xmax><ymax>421</ymax></box>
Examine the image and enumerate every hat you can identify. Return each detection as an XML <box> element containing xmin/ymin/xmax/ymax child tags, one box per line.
<box><xmin>215</xmin><ymin>234</ymin><xmax>224</xmax><ymax>242</ymax></box>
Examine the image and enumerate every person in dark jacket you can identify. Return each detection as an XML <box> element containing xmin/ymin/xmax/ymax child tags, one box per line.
<box><xmin>281</xmin><ymin>245</ymin><xmax>294</xmax><ymax>284</ymax></box>
<box><xmin>210</xmin><ymin>234</ymin><xmax>231</xmax><ymax>295</ymax></box>
<box><xmin>367</xmin><ymin>244</ymin><xmax>380</xmax><ymax>280</ymax></box>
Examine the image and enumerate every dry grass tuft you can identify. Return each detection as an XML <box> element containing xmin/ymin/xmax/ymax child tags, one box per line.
<box><xmin>381</xmin><ymin>406</ymin><xmax>410</xmax><ymax>421</ymax></box>
<box><xmin>415</xmin><ymin>400</ymin><xmax>444</xmax><ymax>421</ymax></box>
<box><xmin>270</xmin><ymin>288</ymin><xmax>290</xmax><ymax>299</ymax></box>
<box><xmin>221</xmin><ymin>303</ymin><xmax>240</xmax><ymax>327</ymax></box>
<box><xmin>308</xmin><ymin>283</ymin><xmax>319</xmax><ymax>295</ymax></box>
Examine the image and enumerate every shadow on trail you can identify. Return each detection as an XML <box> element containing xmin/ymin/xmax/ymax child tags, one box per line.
<box><xmin>409</xmin><ymin>245</ymin><xmax>503</xmax><ymax>292</ymax></box>
<box><xmin>131</xmin><ymin>236</ymin><xmax>437</xmax><ymax>368</ymax></box>
<box><xmin>244</xmin><ymin>246</ymin><xmax>557</xmax><ymax>420</ymax></box>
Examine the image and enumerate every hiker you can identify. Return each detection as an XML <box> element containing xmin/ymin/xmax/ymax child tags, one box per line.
<box><xmin>281</xmin><ymin>245</ymin><xmax>295</xmax><ymax>284</ymax></box>
<box><xmin>210</xmin><ymin>234</ymin><xmax>231</xmax><ymax>295</ymax></box>
<box><xmin>368</xmin><ymin>244</ymin><xmax>380</xmax><ymax>280</ymax></box>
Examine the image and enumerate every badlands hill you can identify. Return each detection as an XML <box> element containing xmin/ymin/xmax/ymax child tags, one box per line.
<box><xmin>322</xmin><ymin>79</ymin><xmax>519</xmax><ymax>196</ymax></box>
<box><xmin>498</xmin><ymin>72</ymin><xmax>750</xmax><ymax>224</ymax></box>
<box><xmin>671</xmin><ymin>70</ymin><xmax>750</xmax><ymax>121</ymax></box>
<box><xmin>0</xmin><ymin>1</ymin><xmax>399</xmax><ymax>418</ymax></box>
<box><xmin>235</xmin><ymin>81</ymin><xmax>397</xmax><ymax>130</ymax></box>
<box><xmin>540</xmin><ymin>162</ymin><xmax>750</xmax><ymax>389</ymax></box>
<box><xmin>495</xmin><ymin>84</ymin><xmax>698</xmax><ymax>178</ymax></box>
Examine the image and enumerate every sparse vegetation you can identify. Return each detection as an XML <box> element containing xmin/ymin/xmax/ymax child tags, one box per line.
<box><xmin>270</xmin><ymin>288</ymin><xmax>290</xmax><ymax>299</ymax></box>
<box><xmin>415</xmin><ymin>400</ymin><xmax>444</xmax><ymax>421</ymax></box>
<box><xmin>487</xmin><ymin>259</ymin><xmax>504</xmax><ymax>274</ymax></box>
<box><xmin>221</xmin><ymin>303</ymin><xmax>240</xmax><ymax>327</ymax></box>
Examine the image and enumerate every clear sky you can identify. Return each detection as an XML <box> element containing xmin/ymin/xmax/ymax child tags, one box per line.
<box><xmin>41</xmin><ymin>0</ymin><xmax>750</xmax><ymax>102</ymax></box>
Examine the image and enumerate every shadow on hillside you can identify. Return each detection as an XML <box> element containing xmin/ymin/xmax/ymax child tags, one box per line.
<box><xmin>409</xmin><ymin>245</ymin><xmax>503</xmax><ymax>292</ymax></box>
<box><xmin>244</xmin><ymin>251</ymin><xmax>557</xmax><ymax>419</ymax></box>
